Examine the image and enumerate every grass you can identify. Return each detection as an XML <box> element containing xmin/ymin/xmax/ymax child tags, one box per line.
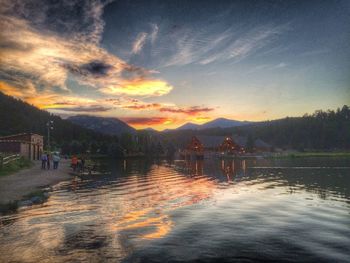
<box><xmin>0</xmin><ymin>157</ymin><xmax>33</xmax><ymax>177</ymax></box>
<box><xmin>271</xmin><ymin>152</ymin><xmax>350</xmax><ymax>158</ymax></box>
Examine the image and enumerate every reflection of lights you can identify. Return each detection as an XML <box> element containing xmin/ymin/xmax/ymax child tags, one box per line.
<box><xmin>112</xmin><ymin>214</ymin><xmax>172</xmax><ymax>239</ymax></box>
<box><xmin>107</xmin><ymin>165</ymin><xmax>216</xmax><ymax>240</ymax></box>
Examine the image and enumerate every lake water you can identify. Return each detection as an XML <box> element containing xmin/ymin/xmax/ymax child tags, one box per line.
<box><xmin>0</xmin><ymin>157</ymin><xmax>349</xmax><ymax>262</ymax></box>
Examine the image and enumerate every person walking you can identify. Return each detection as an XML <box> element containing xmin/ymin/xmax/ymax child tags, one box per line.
<box><xmin>53</xmin><ymin>153</ymin><xmax>60</xmax><ymax>169</ymax></box>
<box><xmin>71</xmin><ymin>155</ymin><xmax>78</xmax><ymax>172</ymax></box>
<box><xmin>47</xmin><ymin>153</ymin><xmax>51</xmax><ymax>170</ymax></box>
<box><xmin>41</xmin><ymin>153</ymin><xmax>47</xmax><ymax>169</ymax></box>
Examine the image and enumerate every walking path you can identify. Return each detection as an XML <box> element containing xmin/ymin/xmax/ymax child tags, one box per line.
<box><xmin>0</xmin><ymin>159</ymin><xmax>72</xmax><ymax>204</ymax></box>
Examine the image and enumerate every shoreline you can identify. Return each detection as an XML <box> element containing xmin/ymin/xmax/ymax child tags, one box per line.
<box><xmin>0</xmin><ymin>159</ymin><xmax>73</xmax><ymax>213</ymax></box>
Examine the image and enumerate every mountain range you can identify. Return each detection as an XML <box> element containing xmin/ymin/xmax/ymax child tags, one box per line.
<box><xmin>67</xmin><ymin>115</ymin><xmax>136</xmax><ymax>136</ymax></box>
<box><xmin>1</xmin><ymin>91</ymin><xmax>349</xmax><ymax>151</ymax></box>
<box><xmin>174</xmin><ymin>118</ymin><xmax>253</xmax><ymax>131</ymax></box>
<box><xmin>67</xmin><ymin>116</ymin><xmax>252</xmax><ymax>135</ymax></box>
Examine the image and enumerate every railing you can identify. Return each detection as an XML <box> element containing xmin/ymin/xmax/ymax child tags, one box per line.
<box><xmin>0</xmin><ymin>154</ymin><xmax>21</xmax><ymax>168</ymax></box>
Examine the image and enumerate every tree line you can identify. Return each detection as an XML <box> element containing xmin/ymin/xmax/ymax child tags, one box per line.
<box><xmin>1</xmin><ymin>92</ymin><xmax>348</xmax><ymax>153</ymax></box>
<box><xmin>162</xmin><ymin>105</ymin><xmax>350</xmax><ymax>151</ymax></box>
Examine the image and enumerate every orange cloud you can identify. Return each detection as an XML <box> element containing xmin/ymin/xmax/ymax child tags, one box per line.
<box><xmin>0</xmin><ymin>81</ymin><xmax>98</xmax><ymax>111</ymax></box>
<box><xmin>100</xmin><ymin>78</ymin><xmax>172</xmax><ymax>97</ymax></box>
<box><xmin>121</xmin><ymin>117</ymin><xmax>174</xmax><ymax>126</ymax></box>
<box><xmin>0</xmin><ymin>7</ymin><xmax>173</xmax><ymax>99</ymax></box>
<box><xmin>159</xmin><ymin>106</ymin><xmax>214</xmax><ymax>115</ymax></box>
<box><xmin>107</xmin><ymin>98</ymin><xmax>215</xmax><ymax>117</ymax></box>
<box><xmin>124</xmin><ymin>103</ymin><xmax>162</xmax><ymax>110</ymax></box>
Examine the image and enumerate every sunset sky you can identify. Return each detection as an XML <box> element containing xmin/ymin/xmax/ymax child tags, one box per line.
<box><xmin>0</xmin><ymin>0</ymin><xmax>349</xmax><ymax>130</ymax></box>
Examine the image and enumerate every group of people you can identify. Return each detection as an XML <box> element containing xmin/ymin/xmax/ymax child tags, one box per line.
<box><xmin>41</xmin><ymin>152</ymin><xmax>60</xmax><ymax>170</ymax></box>
<box><xmin>71</xmin><ymin>155</ymin><xmax>85</xmax><ymax>173</ymax></box>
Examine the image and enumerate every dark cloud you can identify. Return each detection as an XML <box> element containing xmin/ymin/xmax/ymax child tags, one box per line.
<box><xmin>121</xmin><ymin>117</ymin><xmax>170</xmax><ymax>125</ymax></box>
<box><xmin>54</xmin><ymin>105</ymin><xmax>112</xmax><ymax>112</ymax></box>
<box><xmin>62</xmin><ymin>60</ymin><xmax>113</xmax><ymax>77</ymax></box>
<box><xmin>2</xmin><ymin>0</ymin><xmax>109</xmax><ymax>43</ymax></box>
<box><xmin>159</xmin><ymin>106</ymin><xmax>214</xmax><ymax>115</ymax></box>
<box><xmin>81</xmin><ymin>61</ymin><xmax>113</xmax><ymax>76</ymax></box>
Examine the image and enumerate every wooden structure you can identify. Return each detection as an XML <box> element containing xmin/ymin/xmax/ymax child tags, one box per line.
<box><xmin>187</xmin><ymin>136</ymin><xmax>204</xmax><ymax>153</ymax></box>
<box><xmin>0</xmin><ymin>154</ymin><xmax>20</xmax><ymax>168</ymax></box>
<box><xmin>180</xmin><ymin>136</ymin><xmax>204</xmax><ymax>160</ymax></box>
<box><xmin>219</xmin><ymin>136</ymin><xmax>244</xmax><ymax>155</ymax></box>
<box><xmin>0</xmin><ymin>133</ymin><xmax>44</xmax><ymax>160</ymax></box>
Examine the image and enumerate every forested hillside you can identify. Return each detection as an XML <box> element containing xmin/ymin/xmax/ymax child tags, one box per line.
<box><xmin>1</xmin><ymin>91</ymin><xmax>349</xmax><ymax>152</ymax></box>
<box><xmin>163</xmin><ymin>106</ymin><xmax>350</xmax><ymax>150</ymax></box>
<box><xmin>0</xmin><ymin>92</ymin><xmax>117</xmax><ymax>154</ymax></box>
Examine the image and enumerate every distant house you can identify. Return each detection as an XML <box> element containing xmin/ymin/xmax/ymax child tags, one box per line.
<box><xmin>197</xmin><ymin>135</ymin><xmax>271</xmax><ymax>153</ymax></box>
<box><xmin>186</xmin><ymin>136</ymin><xmax>204</xmax><ymax>153</ymax></box>
<box><xmin>180</xmin><ymin>136</ymin><xmax>204</xmax><ymax>160</ymax></box>
<box><xmin>219</xmin><ymin>136</ymin><xmax>244</xmax><ymax>154</ymax></box>
<box><xmin>180</xmin><ymin>135</ymin><xmax>271</xmax><ymax>160</ymax></box>
<box><xmin>197</xmin><ymin>135</ymin><xmax>244</xmax><ymax>153</ymax></box>
<box><xmin>0</xmin><ymin>133</ymin><xmax>44</xmax><ymax>160</ymax></box>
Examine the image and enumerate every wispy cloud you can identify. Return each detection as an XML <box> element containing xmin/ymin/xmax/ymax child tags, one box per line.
<box><xmin>0</xmin><ymin>81</ymin><xmax>96</xmax><ymax>109</ymax></box>
<box><xmin>159</xmin><ymin>106</ymin><xmax>214</xmax><ymax>115</ymax></box>
<box><xmin>150</xmin><ymin>23</ymin><xmax>159</xmax><ymax>44</ymax></box>
<box><xmin>132</xmin><ymin>32</ymin><xmax>148</xmax><ymax>54</ymax></box>
<box><xmin>52</xmin><ymin>105</ymin><xmax>112</xmax><ymax>112</ymax></box>
<box><xmin>131</xmin><ymin>23</ymin><xmax>159</xmax><ymax>55</ymax></box>
<box><xmin>106</xmin><ymin>98</ymin><xmax>214</xmax><ymax>116</ymax></box>
<box><xmin>0</xmin><ymin>0</ymin><xmax>173</xmax><ymax>102</ymax></box>
<box><xmin>154</xmin><ymin>21</ymin><xmax>288</xmax><ymax>67</ymax></box>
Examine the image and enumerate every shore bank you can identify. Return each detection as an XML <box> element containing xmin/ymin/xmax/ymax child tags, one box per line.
<box><xmin>0</xmin><ymin>159</ymin><xmax>72</xmax><ymax>211</ymax></box>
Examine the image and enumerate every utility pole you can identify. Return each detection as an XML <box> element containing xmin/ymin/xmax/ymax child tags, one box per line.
<box><xmin>46</xmin><ymin>120</ymin><xmax>54</xmax><ymax>152</ymax></box>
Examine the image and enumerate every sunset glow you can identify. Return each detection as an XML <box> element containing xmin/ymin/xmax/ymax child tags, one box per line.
<box><xmin>0</xmin><ymin>0</ymin><xmax>349</xmax><ymax>130</ymax></box>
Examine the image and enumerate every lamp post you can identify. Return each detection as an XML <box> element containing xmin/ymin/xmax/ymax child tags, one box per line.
<box><xmin>46</xmin><ymin>120</ymin><xmax>54</xmax><ymax>152</ymax></box>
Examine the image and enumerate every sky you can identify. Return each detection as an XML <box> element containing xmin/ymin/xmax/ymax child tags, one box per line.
<box><xmin>0</xmin><ymin>0</ymin><xmax>349</xmax><ymax>130</ymax></box>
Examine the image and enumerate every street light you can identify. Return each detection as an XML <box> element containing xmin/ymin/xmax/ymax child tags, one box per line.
<box><xmin>46</xmin><ymin>120</ymin><xmax>54</xmax><ymax>151</ymax></box>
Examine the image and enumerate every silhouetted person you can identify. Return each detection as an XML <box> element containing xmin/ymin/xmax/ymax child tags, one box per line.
<box><xmin>41</xmin><ymin>153</ymin><xmax>47</xmax><ymax>169</ymax></box>
<box><xmin>71</xmin><ymin>155</ymin><xmax>78</xmax><ymax>172</ymax></box>
<box><xmin>47</xmin><ymin>153</ymin><xmax>51</xmax><ymax>170</ymax></box>
<box><xmin>53</xmin><ymin>153</ymin><xmax>60</xmax><ymax>169</ymax></box>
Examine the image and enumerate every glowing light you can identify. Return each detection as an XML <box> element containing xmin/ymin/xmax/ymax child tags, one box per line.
<box><xmin>101</xmin><ymin>79</ymin><xmax>172</xmax><ymax>97</ymax></box>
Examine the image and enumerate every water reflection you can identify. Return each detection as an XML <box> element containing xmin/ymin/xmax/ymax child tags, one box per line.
<box><xmin>0</xmin><ymin>158</ymin><xmax>349</xmax><ymax>262</ymax></box>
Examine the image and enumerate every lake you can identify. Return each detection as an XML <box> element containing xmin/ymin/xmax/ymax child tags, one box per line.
<box><xmin>0</xmin><ymin>157</ymin><xmax>349</xmax><ymax>262</ymax></box>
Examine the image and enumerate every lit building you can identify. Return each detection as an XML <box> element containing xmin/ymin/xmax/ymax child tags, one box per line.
<box><xmin>0</xmin><ymin>133</ymin><xmax>44</xmax><ymax>160</ymax></box>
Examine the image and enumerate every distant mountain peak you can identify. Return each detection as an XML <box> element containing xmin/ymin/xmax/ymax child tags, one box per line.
<box><xmin>176</xmin><ymin>122</ymin><xmax>201</xmax><ymax>130</ymax></box>
<box><xmin>174</xmin><ymin>118</ymin><xmax>252</xmax><ymax>130</ymax></box>
<box><xmin>68</xmin><ymin>115</ymin><xmax>135</xmax><ymax>136</ymax></box>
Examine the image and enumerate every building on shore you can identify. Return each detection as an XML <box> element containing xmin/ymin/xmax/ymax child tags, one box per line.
<box><xmin>0</xmin><ymin>133</ymin><xmax>44</xmax><ymax>160</ymax></box>
<box><xmin>196</xmin><ymin>135</ymin><xmax>244</xmax><ymax>157</ymax></box>
<box><xmin>180</xmin><ymin>136</ymin><xmax>204</xmax><ymax>160</ymax></box>
<box><xmin>180</xmin><ymin>135</ymin><xmax>271</xmax><ymax>160</ymax></box>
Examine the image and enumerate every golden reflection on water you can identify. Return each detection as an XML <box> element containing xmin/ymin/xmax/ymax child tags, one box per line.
<box><xmin>1</xmin><ymin>158</ymin><xmax>349</xmax><ymax>262</ymax></box>
<box><xmin>106</xmin><ymin>160</ymin><xmax>248</xmax><ymax>239</ymax></box>
<box><xmin>0</xmin><ymin>159</ymin><xmax>250</xmax><ymax>262</ymax></box>
<box><xmin>108</xmin><ymin>163</ymin><xmax>220</xmax><ymax>239</ymax></box>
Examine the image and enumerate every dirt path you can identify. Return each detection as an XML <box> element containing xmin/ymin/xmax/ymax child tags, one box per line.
<box><xmin>0</xmin><ymin>159</ymin><xmax>72</xmax><ymax>204</ymax></box>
